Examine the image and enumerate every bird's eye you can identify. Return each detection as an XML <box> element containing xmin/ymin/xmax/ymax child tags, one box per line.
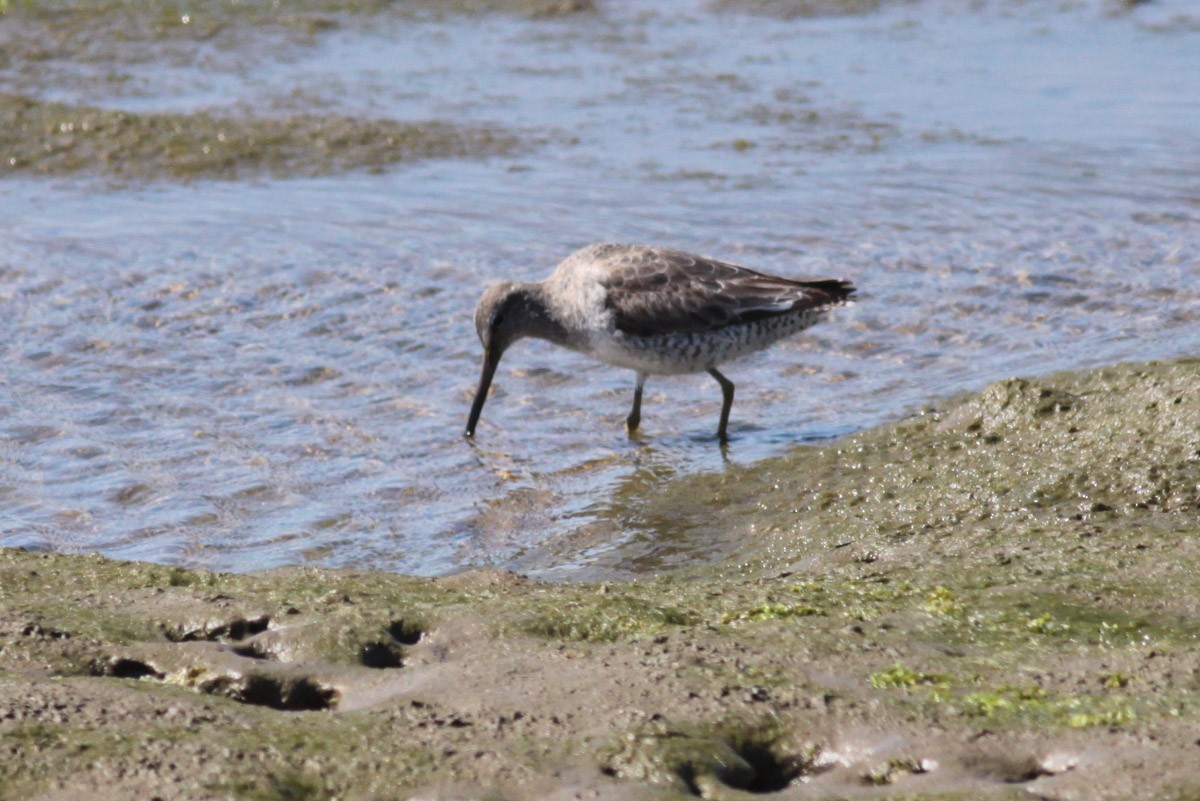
<box><xmin>494</xmin><ymin>313</ymin><xmax>505</xmax><ymax>327</ymax></box>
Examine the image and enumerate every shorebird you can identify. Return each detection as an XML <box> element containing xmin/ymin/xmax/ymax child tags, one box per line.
<box><xmin>465</xmin><ymin>243</ymin><xmax>855</xmax><ymax>443</ymax></box>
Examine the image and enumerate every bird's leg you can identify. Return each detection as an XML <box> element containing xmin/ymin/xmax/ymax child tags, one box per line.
<box><xmin>626</xmin><ymin>372</ymin><xmax>647</xmax><ymax>434</ymax></box>
<box><xmin>707</xmin><ymin>367</ymin><xmax>735</xmax><ymax>443</ymax></box>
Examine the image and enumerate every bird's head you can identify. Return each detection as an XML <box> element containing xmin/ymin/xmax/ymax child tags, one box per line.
<box><xmin>466</xmin><ymin>281</ymin><xmax>539</xmax><ymax>438</ymax></box>
<box><xmin>473</xmin><ymin>281</ymin><xmax>533</xmax><ymax>360</ymax></box>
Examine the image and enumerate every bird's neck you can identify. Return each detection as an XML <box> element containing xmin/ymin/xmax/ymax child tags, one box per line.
<box><xmin>516</xmin><ymin>284</ymin><xmax>573</xmax><ymax>349</ymax></box>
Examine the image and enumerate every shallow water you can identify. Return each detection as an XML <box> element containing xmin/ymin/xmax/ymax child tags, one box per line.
<box><xmin>1</xmin><ymin>0</ymin><xmax>1198</xmax><ymax>576</ymax></box>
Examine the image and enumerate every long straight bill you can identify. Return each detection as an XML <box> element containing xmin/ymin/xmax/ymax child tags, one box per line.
<box><xmin>464</xmin><ymin>348</ymin><xmax>498</xmax><ymax>438</ymax></box>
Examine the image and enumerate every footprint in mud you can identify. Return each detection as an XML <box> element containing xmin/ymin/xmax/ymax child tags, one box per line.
<box><xmin>359</xmin><ymin>619</ymin><xmax>425</xmax><ymax>669</ymax></box>
<box><xmin>600</xmin><ymin>719</ymin><xmax>822</xmax><ymax>795</ymax></box>
<box><xmin>163</xmin><ymin>611</ymin><xmax>287</xmax><ymax>661</ymax></box>
<box><xmin>90</xmin><ymin>652</ymin><xmax>340</xmax><ymax>712</ymax></box>
<box><xmin>103</xmin><ymin>657</ymin><xmax>165</xmax><ymax>680</ymax></box>
<box><xmin>160</xmin><ymin>613</ymin><xmax>272</xmax><ymax>644</ymax></box>
<box><xmin>88</xmin><ymin>614</ymin><xmax>426</xmax><ymax>712</ymax></box>
<box><xmin>198</xmin><ymin>673</ymin><xmax>338</xmax><ymax>712</ymax></box>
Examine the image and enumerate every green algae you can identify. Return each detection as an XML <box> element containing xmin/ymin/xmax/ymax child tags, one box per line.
<box><xmin>720</xmin><ymin>601</ymin><xmax>822</xmax><ymax>623</ymax></box>
<box><xmin>960</xmin><ymin>686</ymin><xmax>1137</xmax><ymax>729</ymax></box>
<box><xmin>869</xmin><ymin>662</ymin><xmax>951</xmax><ymax>691</ymax></box>
<box><xmin>865</xmin><ymin>668</ymin><xmax>1149</xmax><ymax>732</ymax></box>
<box><xmin>518</xmin><ymin>592</ymin><xmax>699</xmax><ymax>642</ymax></box>
<box><xmin>0</xmin><ymin>93</ymin><xmax>524</xmax><ymax>182</ymax></box>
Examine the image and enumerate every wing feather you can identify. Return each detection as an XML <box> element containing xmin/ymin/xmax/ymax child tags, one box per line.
<box><xmin>599</xmin><ymin>247</ymin><xmax>854</xmax><ymax>338</ymax></box>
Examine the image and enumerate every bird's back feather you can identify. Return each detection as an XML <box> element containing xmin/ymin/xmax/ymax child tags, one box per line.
<box><xmin>595</xmin><ymin>246</ymin><xmax>854</xmax><ymax>338</ymax></box>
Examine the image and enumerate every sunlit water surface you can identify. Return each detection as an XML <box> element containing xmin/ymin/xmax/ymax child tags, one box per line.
<box><xmin>1</xmin><ymin>0</ymin><xmax>1198</xmax><ymax>576</ymax></box>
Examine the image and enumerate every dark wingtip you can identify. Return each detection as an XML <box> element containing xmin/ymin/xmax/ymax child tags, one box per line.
<box><xmin>805</xmin><ymin>278</ymin><xmax>856</xmax><ymax>302</ymax></box>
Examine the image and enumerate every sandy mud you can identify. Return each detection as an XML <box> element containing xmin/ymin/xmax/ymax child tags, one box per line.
<box><xmin>0</xmin><ymin>0</ymin><xmax>557</xmax><ymax>182</ymax></box>
<box><xmin>0</xmin><ymin>93</ymin><xmax>525</xmax><ymax>181</ymax></box>
<box><xmin>2</xmin><ymin>358</ymin><xmax>1198</xmax><ymax>800</ymax></box>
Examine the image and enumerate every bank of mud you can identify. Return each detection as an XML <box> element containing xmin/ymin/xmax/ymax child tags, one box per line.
<box><xmin>0</xmin><ymin>94</ymin><xmax>525</xmax><ymax>182</ymax></box>
<box><xmin>2</xmin><ymin>357</ymin><xmax>1198</xmax><ymax>800</ymax></box>
<box><xmin>0</xmin><ymin>0</ymin><xmax>594</xmax><ymax>99</ymax></box>
<box><xmin>1</xmin><ymin>0</ymin><xmax>558</xmax><ymax>182</ymax></box>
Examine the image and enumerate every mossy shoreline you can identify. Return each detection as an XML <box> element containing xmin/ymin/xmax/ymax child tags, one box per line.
<box><xmin>2</xmin><ymin>357</ymin><xmax>1199</xmax><ymax>800</ymax></box>
<box><xmin>0</xmin><ymin>93</ymin><xmax>526</xmax><ymax>182</ymax></box>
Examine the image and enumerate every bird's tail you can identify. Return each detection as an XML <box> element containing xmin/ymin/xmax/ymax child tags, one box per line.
<box><xmin>803</xmin><ymin>279</ymin><xmax>856</xmax><ymax>306</ymax></box>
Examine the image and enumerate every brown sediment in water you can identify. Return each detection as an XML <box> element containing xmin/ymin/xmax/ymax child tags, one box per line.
<box><xmin>0</xmin><ymin>0</ymin><xmax>594</xmax><ymax>31</ymax></box>
<box><xmin>0</xmin><ymin>93</ymin><xmax>525</xmax><ymax>181</ymax></box>
<box><xmin>0</xmin><ymin>0</ymin><xmax>593</xmax><ymax>100</ymax></box>
<box><xmin>2</xmin><ymin>358</ymin><xmax>1199</xmax><ymax>800</ymax></box>
<box><xmin>710</xmin><ymin>0</ymin><xmax>889</xmax><ymax>19</ymax></box>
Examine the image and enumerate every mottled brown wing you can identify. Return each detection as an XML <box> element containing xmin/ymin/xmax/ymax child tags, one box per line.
<box><xmin>601</xmin><ymin>247</ymin><xmax>854</xmax><ymax>337</ymax></box>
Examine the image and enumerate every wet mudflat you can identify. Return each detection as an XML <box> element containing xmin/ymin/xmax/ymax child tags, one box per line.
<box><xmin>0</xmin><ymin>93</ymin><xmax>523</xmax><ymax>181</ymax></box>
<box><xmin>2</xmin><ymin>358</ymin><xmax>1198</xmax><ymax>799</ymax></box>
